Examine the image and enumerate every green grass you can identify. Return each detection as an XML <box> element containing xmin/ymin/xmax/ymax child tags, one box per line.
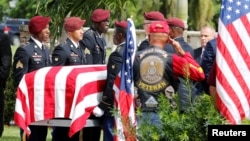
<box><xmin>1</xmin><ymin>125</ymin><xmax>53</xmax><ymax>141</ymax></box>
<box><xmin>1</xmin><ymin>125</ymin><xmax>103</xmax><ymax>141</ymax></box>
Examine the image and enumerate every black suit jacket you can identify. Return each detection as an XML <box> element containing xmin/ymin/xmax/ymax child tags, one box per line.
<box><xmin>194</xmin><ymin>47</ymin><xmax>202</xmax><ymax>63</ymax></box>
<box><xmin>80</xmin><ymin>25</ymin><xmax>107</xmax><ymax>64</ymax></box>
<box><xmin>13</xmin><ymin>38</ymin><xmax>51</xmax><ymax>87</ymax></box>
<box><xmin>201</xmin><ymin>38</ymin><xmax>217</xmax><ymax>78</ymax></box>
<box><xmin>0</xmin><ymin>33</ymin><xmax>12</xmax><ymax>86</ymax></box>
<box><xmin>196</xmin><ymin>38</ymin><xmax>217</xmax><ymax>95</ymax></box>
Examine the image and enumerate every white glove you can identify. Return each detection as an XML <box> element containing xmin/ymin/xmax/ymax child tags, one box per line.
<box><xmin>93</xmin><ymin>106</ymin><xmax>104</xmax><ymax>117</ymax></box>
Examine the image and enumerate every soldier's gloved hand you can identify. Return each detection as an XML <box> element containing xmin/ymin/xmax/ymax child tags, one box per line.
<box><xmin>93</xmin><ymin>106</ymin><xmax>104</xmax><ymax>117</ymax></box>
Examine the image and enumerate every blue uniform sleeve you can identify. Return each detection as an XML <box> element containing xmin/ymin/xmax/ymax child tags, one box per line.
<box><xmin>52</xmin><ymin>45</ymin><xmax>68</xmax><ymax>66</ymax></box>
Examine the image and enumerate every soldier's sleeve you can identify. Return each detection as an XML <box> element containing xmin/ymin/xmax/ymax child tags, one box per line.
<box><xmin>51</xmin><ymin>45</ymin><xmax>68</xmax><ymax>66</ymax></box>
<box><xmin>172</xmin><ymin>52</ymin><xmax>205</xmax><ymax>82</ymax></box>
<box><xmin>0</xmin><ymin>33</ymin><xmax>12</xmax><ymax>82</ymax></box>
<box><xmin>80</xmin><ymin>32</ymin><xmax>94</xmax><ymax>64</ymax></box>
<box><xmin>12</xmin><ymin>47</ymin><xmax>29</xmax><ymax>87</ymax></box>
<box><xmin>98</xmin><ymin>51</ymin><xmax>123</xmax><ymax>112</ymax></box>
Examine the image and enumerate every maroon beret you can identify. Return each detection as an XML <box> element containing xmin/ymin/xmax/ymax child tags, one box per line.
<box><xmin>91</xmin><ymin>9</ymin><xmax>110</xmax><ymax>22</ymax></box>
<box><xmin>28</xmin><ymin>16</ymin><xmax>50</xmax><ymax>34</ymax></box>
<box><xmin>114</xmin><ymin>20</ymin><xmax>128</xmax><ymax>29</ymax></box>
<box><xmin>64</xmin><ymin>17</ymin><xmax>86</xmax><ymax>32</ymax></box>
<box><xmin>166</xmin><ymin>17</ymin><xmax>185</xmax><ymax>29</ymax></box>
<box><xmin>143</xmin><ymin>11</ymin><xmax>165</xmax><ymax>21</ymax></box>
<box><xmin>149</xmin><ymin>21</ymin><xmax>169</xmax><ymax>34</ymax></box>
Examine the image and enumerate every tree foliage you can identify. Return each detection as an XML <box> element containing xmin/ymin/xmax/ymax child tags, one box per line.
<box><xmin>36</xmin><ymin>0</ymin><xmax>137</xmax><ymax>44</ymax></box>
<box><xmin>137</xmin><ymin>94</ymin><xmax>226</xmax><ymax>141</ymax></box>
<box><xmin>188</xmin><ymin>0</ymin><xmax>218</xmax><ymax>30</ymax></box>
<box><xmin>8</xmin><ymin>0</ymin><xmax>37</xmax><ymax>18</ymax></box>
<box><xmin>0</xmin><ymin>0</ymin><xmax>11</xmax><ymax>21</ymax></box>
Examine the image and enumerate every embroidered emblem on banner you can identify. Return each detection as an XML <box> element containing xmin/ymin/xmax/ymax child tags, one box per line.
<box><xmin>145</xmin><ymin>96</ymin><xmax>158</xmax><ymax>108</ymax></box>
<box><xmin>140</xmin><ymin>55</ymin><xmax>164</xmax><ymax>84</ymax></box>
<box><xmin>137</xmin><ymin>53</ymin><xmax>168</xmax><ymax>92</ymax></box>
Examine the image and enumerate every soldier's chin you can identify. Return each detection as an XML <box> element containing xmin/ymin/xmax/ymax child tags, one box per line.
<box><xmin>103</xmin><ymin>28</ymin><xmax>109</xmax><ymax>33</ymax></box>
<box><xmin>44</xmin><ymin>37</ymin><xmax>50</xmax><ymax>42</ymax></box>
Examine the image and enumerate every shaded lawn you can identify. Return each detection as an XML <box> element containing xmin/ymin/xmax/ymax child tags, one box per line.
<box><xmin>1</xmin><ymin>125</ymin><xmax>52</xmax><ymax>141</ymax></box>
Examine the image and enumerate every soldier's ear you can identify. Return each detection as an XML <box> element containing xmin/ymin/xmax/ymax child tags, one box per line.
<box><xmin>148</xmin><ymin>34</ymin><xmax>151</xmax><ymax>41</ymax></box>
<box><xmin>118</xmin><ymin>32</ymin><xmax>123</xmax><ymax>39</ymax></box>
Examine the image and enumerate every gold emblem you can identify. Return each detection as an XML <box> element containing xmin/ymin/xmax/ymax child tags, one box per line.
<box><xmin>84</xmin><ymin>48</ymin><xmax>90</xmax><ymax>55</ymax></box>
<box><xmin>140</xmin><ymin>55</ymin><xmax>164</xmax><ymax>84</ymax></box>
<box><xmin>16</xmin><ymin>60</ymin><xmax>23</xmax><ymax>69</ymax></box>
<box><xmin>137</xmin><ymin>49</ymin><xmax>169</xmax><ymax>92</ymax></box>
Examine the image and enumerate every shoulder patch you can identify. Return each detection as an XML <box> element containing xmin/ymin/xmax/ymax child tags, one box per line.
<box><xmin>84</xmin><ymin>29</ymin><xmax>94</xmax><ymax>36</ymax></box>
<box><xmin>16</xmin><ymin>60</ymin><xmax>23</xmax><ymax>69</ymax></box>
<box><xmin>136</xmin><ymin>48</ymin><xmax>169</xmax><ymax>92</ymax></box>
<box><xmin>84</xmin><ymin>48</ymin><xmax>90</xmax><ymax>55</ymax></box>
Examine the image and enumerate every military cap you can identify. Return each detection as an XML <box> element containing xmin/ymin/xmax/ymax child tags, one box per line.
<box><xmin>64</xmin><ymin>17</ymin><xmax>86</xmax><ymax>32</ymax></box>
<box><xmin>149</xmin><ymin>21</ymin><xmax>169</xmax><ymax>34</ymax></box>
<box><xmin>143</xmin><ymin>11</ymin><xmax>165</xmax><ymax>21</ymax></box>
<box><xmin>28</xmin><ymin>16</ymin><xmax>50</xmax><ymax>34</ymax></box>
<box><xmin>91</xmin><ymin>9</ymin><xmax>110</xmax><ymax>22</ymax></box>
<box><xmin>166</xmin><ymin>17</ymin><xmax>185</xmax><ymax>29</ymax></box>
<box><xmin>114</xmin><ymin>20</ymin><xmax>128</xmax><ymax>29</ymax></box>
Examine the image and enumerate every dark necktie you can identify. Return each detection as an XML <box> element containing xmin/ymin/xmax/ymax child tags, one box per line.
<box><xmin>42</xmin><ymin>45</ymin><xmax>49</xmax><ymax>66</ymax></box>
<box><xmin>77</xmin><ymin>46</ymin><xmax>87</xmax><ymax>64</ymax></box>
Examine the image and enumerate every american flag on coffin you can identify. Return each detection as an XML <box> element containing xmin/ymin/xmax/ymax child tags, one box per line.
<box><xmin>14</xmin><ymin>65</ymin><xmax>107</xmax><ymax>137</ymax></box>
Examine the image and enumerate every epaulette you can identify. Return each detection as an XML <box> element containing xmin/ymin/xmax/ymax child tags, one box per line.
<box><xmin>61</xmin><ymin>41</ymin><xmax>67</xmax><ymax>45</ymax></box>
<box><xmin>21</xmin><ymin>42</ymin><xmax>30</xmax><ymax>48</ymax></box>
<box><xmin>84</xmin><ymin>29</ymin><xmax>94</xmax><ymax>36</ymax></box>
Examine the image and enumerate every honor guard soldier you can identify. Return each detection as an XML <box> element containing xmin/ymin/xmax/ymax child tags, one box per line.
<box><xmin>165</xmin><ymin>17</ymin><xmax>196</xmax><ymax>112</ymax></box>
<box><xmin>134</xmin><ymin>21</ymin><xmax>205</xmax><ymax>139</ymax></box>
<box><xmin>51</xmin><ymin>16</ymin><xmax>86</xmax><ymax>141</ymax></box>
<box><xmin>52</xmin><ymin>17</ymin><xmax>86</xmax><ymax>66</ymax></box>
<box><xmin>13</xmin><ymin>15</ymin><xmax>51</xmax><ymax>141</ymax></box>
<box><xmin>92</xmin><ymin>20</ymin><xmax>128</xmax><ymax>141</ymax></box>
<box><xmin>80</xmin><ymin>8</ymin><xmax>110</xmax><ymax>64</ymax></box>
<box><xmin>138</xmin><ymin>11</ymin><xmax>174</xmax><ymax>53</ymax></box>
<box><xmin>79</xmin><ymin>8</ymin><xmax>110</xmax><ymax>141</ymax></box>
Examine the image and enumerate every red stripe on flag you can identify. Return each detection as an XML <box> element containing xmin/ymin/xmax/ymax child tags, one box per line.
<box><xmin>119</xmin><ymin>90</ymin><xmax>133</xmax><ymax>119</ymax></box>
<box><xmin>216</xmin><ymin>55</ymin><xmax>245</xmax><ymax>121</ymax></box>
<box><xmin>64</xmin><ymin>66</ymin><xmax>107</xmax><ymax>117</ymax></box>
<box><xmin>24</xmin><ymin>70</ymin><xmax>37</xmax><ymax>122</ymax></box>
<box><xmin>44</xmin><ymin>67</ymin><xmax>62</xmax><ymax>119</ymax></box>
<box><xmin>68</xmin><ymin>106</ymin><xmax>94</xmax><ymax>137</ymax></box>
<box><xmin>215</xmin><ymin>89</ymin><xmax>236</xmax><ymax>124</ymax></box>
<box><xmin>14</xmin><ymin>88</ymin><xmax>31</xmax><ymax>135</ymax></box>
<box><xmin>241</xmin><ymin>15</ymin><xmax>250</xmax><ymax>36</ymax></box>
<box><xmin>217</xmin><ymin>35</ymin><xmax>250</xmax><ymax>107</ymax></box>
<box><xmin>227</xmin><ymin>23</ymin><xmax>250</xmax><ymax>70</ymax></box>
<box><xmin>69</xmin><ymin>80</ymin><xmax>106</xmax><ymax>137</ymax></box>
<box><xmin>76</xmin><ymin>79</ymin><xmax>106</xmax><ymax>104</ymax></box>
